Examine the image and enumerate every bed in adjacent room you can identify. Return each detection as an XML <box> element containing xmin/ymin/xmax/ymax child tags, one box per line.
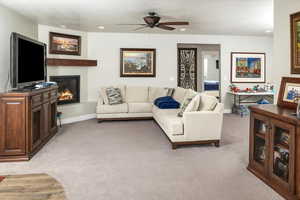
<box><xmin>203</xmin><ymin>80</ymin><xmax>220</xmax><ymax>98</ymax></box>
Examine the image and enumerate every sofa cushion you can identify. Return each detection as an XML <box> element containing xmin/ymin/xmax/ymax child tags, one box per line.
<box><xmin>106</xmin><ymin>87</ymin><xmax>123</xmax><ymax>105</ymax></box>
<box><xmin>100</xmin><ymin>85</ymin><xmax>126</xmax><ymax>104</ymax></box>
<box><xmin>173</xmin><ymin>87</ymin><xmax>187</xmax><ymax>104</ymax></box>
<box><xmin>97</xmin><ymin>103</ymin><xmax>128</xmax><ymax>114</ymax></box>
<box><xmin>128</xmin><ymin>103</ymin><xmax>152</xmax><ymax>113</ymax></box>
<box><xmin>148</xmin><ymin>87</ymin><xmax>167</xmax><ymax>102</ymax></box>
<box><xmin>185</xmin><ymin>94</ymin><xmax>201</xmax><ymax>112</ymax></box>
<box><xmin>199</xmin><ymin>94</ymin><xmax>219</xmax><ymax>111</ymax></box>
<box><xmin>126</xmin><ymin>86</ymin><xmax>149</xmax><ymax>103</ymax></box>
<box><xmin>152</xmin><ymin>106</ymin><xmax>183</xmax><ymax>135</ymax></box>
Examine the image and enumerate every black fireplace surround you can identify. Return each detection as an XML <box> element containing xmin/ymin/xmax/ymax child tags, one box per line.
<box><xmin>50</xmin><ymin>75</ymin><xmax>80</xmax><ymax>105</ymax></box>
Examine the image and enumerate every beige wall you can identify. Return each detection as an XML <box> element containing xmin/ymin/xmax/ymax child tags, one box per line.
<box><xmin>0</xmin><ymin>5</ymin><xmax>37</xmax><ymax>92</ymax></box>
<box><xmin>273</xmin><ymin>0</ymin><xmax>300</xmax><ymax>100</ymax></box>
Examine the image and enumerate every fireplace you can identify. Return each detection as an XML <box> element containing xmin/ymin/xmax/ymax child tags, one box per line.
<box><xmin>50</xmin><ymin>75</ymin><xmax>80</xmax><ymax>105</ymax></box>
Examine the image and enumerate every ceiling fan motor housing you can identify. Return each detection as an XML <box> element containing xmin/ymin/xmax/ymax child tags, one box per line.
<box><xmin>144</xmin><ymin>13</ymin><xmax>161</xmax><ymax>28</ymax></box>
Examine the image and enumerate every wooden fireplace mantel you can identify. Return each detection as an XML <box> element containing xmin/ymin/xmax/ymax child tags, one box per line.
<box><xmin>47</xmin><ymin>58</ymin><xmax>97</xmax><ymax>67</ymax></box>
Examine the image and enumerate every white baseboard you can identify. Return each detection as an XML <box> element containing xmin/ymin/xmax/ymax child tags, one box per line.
<box><xmin>60</xmin><ymin>113</ymin><xmax>96</xmax><ymax>125</ymax></box>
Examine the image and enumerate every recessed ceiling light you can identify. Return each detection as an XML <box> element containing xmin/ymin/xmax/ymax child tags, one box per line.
<box><xmin>60</xmin><ymin>25</ymin><xmax>66</xmax><ymax>28</ymax></box>
<box><xmin>265</xmin><ymin>30</ymin><xmax>272</xmax><ymax>33</ymax></box>
<box><xmin>97</xmin><ymin>26</ymin><xmax>105</xmax><ymax>30</ymax></box>
<box><xmin>180</xmin><ymin>28</ymin><xmax>186</xmax><ymax>32</ymax></box>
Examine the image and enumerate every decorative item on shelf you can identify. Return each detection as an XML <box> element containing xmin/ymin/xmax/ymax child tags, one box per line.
<box><xmin>258</xmin><ymin>122</ymin><xmax>267</xmax><ymax>133</ymax></box>
<box><xmin>278</xmin><ymin>77</ymin><xmax>300</xmax><ymax>109</ymax></box>
<box><xmin>120</xmin><ymin>48</ymin><xmax>156</xmax><ymax>77</ymax></box>
<box><xmin>257</xmin><ymin>98</ymin><xmax>270</xmax><ymax>104</ymax></box>
<box><xmin>290</xmin><ymin>11</ymin><xmax>300</xmax><ymax>74</ymax></box>
<box><xmin>280</xmin><ymin>131</ymin><xmax>290</xmax><ymax>145</ymax></box>
<box><xmin>257</xmin><ymin>146</ymin><xmax>266</xmax><ymax>161</ymax></box>
<box><xmin>229</xmin><ymin>84</ymin><xmax>240</xmax><ymax>92</ymax></box>
<box><xmin>49</xmin><ymin>32</ymin><xmax>81</xmax><ymax>56</ymax></box>
<box><xmin>231</xmin><ymin>52</ymin><xmax>266</xmax><ymax>83</ymax></box>
<box><xmin>273</xmin><ymin>146</ymin><xmax>289</xmax><ymax>181</ymax></box>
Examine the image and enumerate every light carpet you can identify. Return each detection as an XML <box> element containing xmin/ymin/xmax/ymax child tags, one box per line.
<box><xmin>0</xmin><ymin>114</ymin><xmax>283</xmax><ymax>200</ymax></box>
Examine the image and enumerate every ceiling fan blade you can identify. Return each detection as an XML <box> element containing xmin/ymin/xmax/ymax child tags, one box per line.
<box><xmin>133</xmin><ymin>25</ymin><xmax>149</xmax><ymax>31</ymax></box>
<box><xmin>159</xmin><ymin>22</ymin><xmax>189</xmax><ymax>26</ymax></box>
<box><xmin>157</xmin><ymin>24</ymin><xmax>175</xmax><ymax>31</ymax></box>
<box><xmin>117</xmin><ymin>24</ymin><xmax>146</xmax><ymax>26</ymax></box>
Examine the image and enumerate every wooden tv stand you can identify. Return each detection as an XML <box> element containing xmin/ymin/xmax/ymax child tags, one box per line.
<box><xmin>0</xmin><ymin>86</ymin><xmax>58</xmax><ymax>162</ymax></box>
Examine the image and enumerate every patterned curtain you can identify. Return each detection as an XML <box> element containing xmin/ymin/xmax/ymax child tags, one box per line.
<box><xmin>178</xmin><ymin>48</ymin><xmax>197</xmax><ymax>90</ymax></box>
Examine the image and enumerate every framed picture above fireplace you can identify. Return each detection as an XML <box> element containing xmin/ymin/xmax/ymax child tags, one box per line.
<box><xmin>50</xmin><ymin>75</ymin><xmax>80</xmax><ymax>105</ymax></box>
<box><xmin>49</xmin><ymin>32</ymin><xmax>81</xmax><ymax>56</ymax></box>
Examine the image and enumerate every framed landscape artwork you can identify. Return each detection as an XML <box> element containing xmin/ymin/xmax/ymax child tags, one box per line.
<box><xmin>49</xmin><ymin>32</ymin><xmax>81</xmax><ymax>56</ymax></box>
<box><xmin>278</xmin><ymin>77</ymin><xmax>300</xmax><ymax>109</ymax></box>
<box><xmin>291</xmin><ymin>12</ymin><xmax>300</xmax><ymax>74</ymax></box>
<box><xmin>120</xmin><ymin>48</ymin><xmax>156</xmax><ymax>77</ymax></box>
<box><xmin>231</xmin><ymin>52</ymin><xmax>266</xmax><ymax>83</ymax></box>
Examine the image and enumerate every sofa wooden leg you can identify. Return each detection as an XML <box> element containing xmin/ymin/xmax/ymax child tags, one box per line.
<box><xmin>172</xmin><ymin>144</ymin><xmax>178</xmax><ymax>150</ymax></box>
<box><xmin>214</xmin><ymin>141</ymin><xmax>220</xmax><ymax>147</ymax></box>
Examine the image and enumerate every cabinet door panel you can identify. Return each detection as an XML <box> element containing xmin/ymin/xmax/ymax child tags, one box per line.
<box><xmin>0</xmin><ymin>98</ymin><xmax>26</xmax><ymax>155</ymax></box>
<box><xmin>31</xmin><ymin>105</ymin><xmax>43</xmax><ymax>151</ymax></box>
<box><xmin>250</xmin><ymin>112</ymin><xmax>270</xmax><ymax>176</ymax></box>
<box><xmin>49</xmin><ymin>100</ymin><xmax>57</xmax><ymax>135</ymax></box>
<box><xmin>42</xmin><ymin>102</ymin><xmax>50</xmax><ymax>140</ymax></box>
<box><xmin>269</xmin><ymin>119</ymin><xmax>295</xmax><ymax>193</ymax></box>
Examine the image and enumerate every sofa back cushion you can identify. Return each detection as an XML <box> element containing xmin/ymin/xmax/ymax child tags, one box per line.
<box><xmin>100</xmin><ymin>85</ymin><xmax>126</xmax><ymax>104</ymax></box>
<box><xmin>173</xmin><ymin>87</ymin><xmax>188</xmax><ymax>104</ymax></box>
<box><xmin>126</xmin><ymin>86</ymin><xmax>149</xmax><ymax>103</ymax></box>
<box><xmin>149</xmin><ymin>87</ymin><xmax>167</xmax><ymax>102</ymax></box>
<box><xmin>199</xmin><ymin>94</ymin><xmax>219</xmax><ymax>111</ymax></box>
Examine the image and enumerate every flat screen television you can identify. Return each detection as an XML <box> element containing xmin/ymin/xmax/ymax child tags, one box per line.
<box><xmin>10</xmin><ymin>32</ymin><xmax>47</xmax><ymax>89</ymax></box>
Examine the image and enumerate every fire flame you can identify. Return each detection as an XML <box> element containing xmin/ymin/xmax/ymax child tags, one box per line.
<box><xmin>58</xmin><ymin>89</ymin><xmax>74</xmax><ymax>101</ymax></box>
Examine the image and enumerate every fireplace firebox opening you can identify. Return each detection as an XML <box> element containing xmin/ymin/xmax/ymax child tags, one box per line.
<box><xmin>50</xmin><ymin>75</ymin><xmax>80</xmax><ymax>105</ymax></box>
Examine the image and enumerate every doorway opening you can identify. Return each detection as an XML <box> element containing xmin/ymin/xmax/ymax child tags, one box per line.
<box><xmin>177</xmin><ymin>44</ymin><xmax>221</xmax><ymax>101</ymax></box>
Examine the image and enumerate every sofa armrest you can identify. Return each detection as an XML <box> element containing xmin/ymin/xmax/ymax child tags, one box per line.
<box><xmin>182</xmin><ymin>111</ymin><xmax>223</xmax><ymax>141</ymax></box>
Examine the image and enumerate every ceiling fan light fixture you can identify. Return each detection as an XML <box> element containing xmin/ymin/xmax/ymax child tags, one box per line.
<box><xmin>97</xmin><ymin>26</ymin><xmax>105</xmax><ymax>30</ymax></box>
<box><xmin>180</xmin><ymin>28</ymin><xmax>186</xmax><ymax>32</ymax></box>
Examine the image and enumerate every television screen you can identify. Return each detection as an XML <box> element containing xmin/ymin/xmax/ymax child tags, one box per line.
<box><xmin>11</xmin><ymin>32</ymin><xmax>46</xmax><ymax>88</ymax></box>
<box><xmin>18</xmin><ymin>38</ymin><xmax>45</xmax><ymax>84</ymax></box>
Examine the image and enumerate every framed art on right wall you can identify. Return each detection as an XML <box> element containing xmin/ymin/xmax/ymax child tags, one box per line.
<box><xmin>290</xmin><ymin>12</ymin><xmax>300</xmax><ymax>74</ymax></box>
<box><xmin>231</xmin><ymin>52</ymin><xmax>266</xmax><ymax>83</ymax></box>
<box><xmin>278</xmin><ymin>77</ymin><xmax>300</xmax><ymax>109</ymax></box>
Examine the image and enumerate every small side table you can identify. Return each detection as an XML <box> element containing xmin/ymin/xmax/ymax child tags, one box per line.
<box><xmin>228</xmin><ymin>91</ymin><xmax>275</xmax><ymax>117</ymax></box>
<box><xmin>57</xmin><ymin>112</ymin><xmax>62</xmax><ymax>127</ymax></box>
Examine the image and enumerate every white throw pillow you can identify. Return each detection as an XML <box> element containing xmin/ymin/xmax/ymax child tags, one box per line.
<box><xmin>100</xmin><ymin>85</ymin><xmax>126</xmax><ymax>104</ymax></box>
<box><xmin>199</xmin><ymin>94</ymin><xmax>218</xmax><ymax>111</ymax></box>
<box><xmin>185</xmin><ymin>94</ymin><xmax>201</xmax><ymax>112</ymax></box>
<box><xmin>148</xmin><ymin>87</ymin><xmax>168</xmax><ymax>102</ymax></box>
<box><xmin>173</xmin><ymin>87</ymin><xmax>188</xmax><ymax>104</ymax></box>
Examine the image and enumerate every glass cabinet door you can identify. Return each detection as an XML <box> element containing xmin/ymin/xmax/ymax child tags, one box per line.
<box><xmin>250</xmin><ymin>113</ymin><xmax>269</xmax><ymax>174</ymax></box>
<box><xmin>269</xmin><ymin>119</ymin><xmax>295</xmax><ymax>192</ymax></box>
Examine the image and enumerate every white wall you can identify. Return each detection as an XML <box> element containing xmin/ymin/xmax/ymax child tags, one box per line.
<box><xmin>0</xmin><ymin>5</ymin><xmax>37</xmax><ymax>92</ymax></box>
<box><xmin>87</xmin><ymin>32</ymin><xmax>273</xmax><ymax>110</ymax></box>
<box><xmin>273</xmin><ymin>0</ymin><xmax>300</xmax><ymax>92</ymax></box>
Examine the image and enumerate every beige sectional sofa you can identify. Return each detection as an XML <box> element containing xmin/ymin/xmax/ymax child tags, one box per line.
<box><xmin>97</xmin><ymin>86</ymin><xmax>224</xmax><ymax>149</ymax></box>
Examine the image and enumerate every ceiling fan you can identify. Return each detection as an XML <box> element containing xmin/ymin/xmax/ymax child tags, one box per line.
<box><xmin>120</xmin><ymin>12</ymin><xmax>189</xmax><ymax>31</ymax></box>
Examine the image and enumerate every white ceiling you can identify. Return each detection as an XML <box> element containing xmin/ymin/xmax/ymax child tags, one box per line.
<box><xmin>0</xmin><ymin>0</ymin><xmax>273</xmax><ymax>36</ymax></box>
